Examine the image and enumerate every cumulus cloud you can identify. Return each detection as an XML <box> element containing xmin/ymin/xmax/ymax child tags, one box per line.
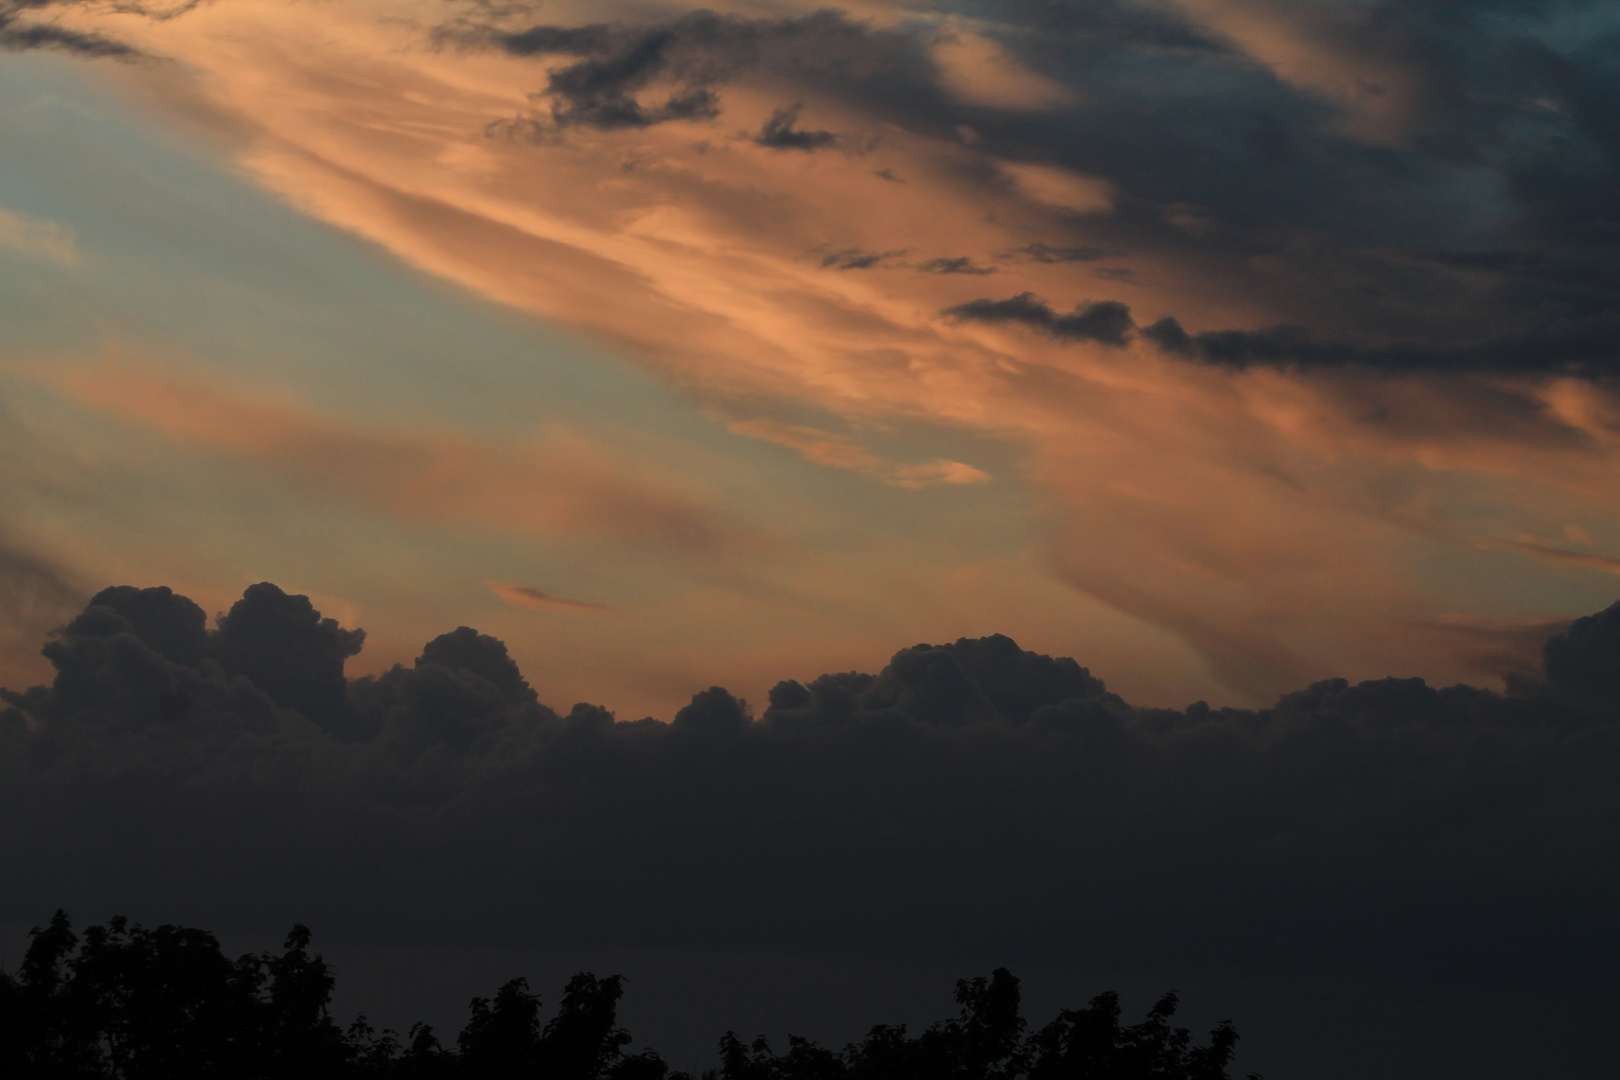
<box><xmin>4</xmin><ymin>580</ymin><xmax>1619</xmax><ymax>1018</ymax></box>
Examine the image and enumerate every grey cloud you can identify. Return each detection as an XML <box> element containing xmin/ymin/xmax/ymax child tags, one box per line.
<box><xmin>444</xmin><ymin>9</ymin><xmax>919</xmax><ymax>134</ymax></box>
<box><xmin>753</xmin><ymin>105</ymin><xmax>837</xmax><ymax>151</ymax></box>
<box><xmin>821</xmin><ymin>248</ymin><xmax>906</xmax><ymax>270</ymax></box>
<box><xmin>917</xmin><ymin>257</ymin><xmax>997</xmax><ymax>276</ymax></box>
<box><xmin>1010</xmin><ymin>243</ymin><xmax>1118</xmax><ymax>264</ymax></box>
<box><xmin>1141</xmin><ymin>312</ymin><xmax>1620</xmax><ymax>374</ymax></box>
<box><xmin>4</xmin><ymin>584</ymin><xmax>1618</xmax><ymax>990</ymax></box>
<box><xmin>436</xmin><ymin>2</ymin><xmax>1620</xmax><ymax>387</ymax></box>
<box><xmin>0</xmin><ymin>0</ymin><xmax>199</xmax><ymax>57</ymax></box>
<box><xmin>0</xmin><ymin>0</ymin><xmax>134</xmax><ymax>56</ymax></box>
<box><xmin>946</xmin><ymin>292</ymin><xmax>1620</xmax><ymax>374</ymax></box>
<box><xmin>945</xmin><ymin>293</ymin><xmax>1135</xmax><ymax>346</ymax></box>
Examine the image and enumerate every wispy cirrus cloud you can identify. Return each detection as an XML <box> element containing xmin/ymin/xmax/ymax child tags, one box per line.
<box><xmin>53</xmin><ymin>360</ymin><xmax>754</xmax><ymax>557</ymax></box>
<box><xmin>489</xmin><ymin>582</ymin><xmax>617</xmax><ymax>614</ymax></box>
<box><xmin>49</xmin><ymin>0</ymin><xmax>1620</xmax><ymax>698</ymax></box>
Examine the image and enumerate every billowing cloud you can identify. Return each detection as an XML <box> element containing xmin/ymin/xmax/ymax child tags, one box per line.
<box><xmin>3</xmin><ymin>583</ymin><xmax>1619</xmax><ymax>1071</ymax></box>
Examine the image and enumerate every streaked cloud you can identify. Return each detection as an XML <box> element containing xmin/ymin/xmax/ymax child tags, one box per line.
<box><xmin>724</xmin><ymin>417</ymin><xmax>988</xmax><ymax>488</ymax></box>
<box><xmin>19</xmin><ymin>0</ymin><xmax>1620</xmax><ymax>701</ymax></box>
<box><xmin>490</xmin><ymin>582</ymin><xmax>617</xmax><ymax>614</ymax></box>
<box><xmin>53</xmin><ymin>359</ymin><xmax>750</xmax><ymax>556</ymax></box>
<box><xmin>1498</xmin><ymin>540</ymin><xmax>1620</xmax><ymax>576</ymax></box>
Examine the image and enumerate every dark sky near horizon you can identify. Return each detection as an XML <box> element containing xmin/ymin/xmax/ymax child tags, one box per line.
<box><xmin>3</xmin><ymin>1</ymin><xmax>1620</xmax><ymax>1075</ymax></box>
<box><xmin>5</xmin><ymin>581</ymin><xmax>1620</xmax><ymax>1076</ymax></box>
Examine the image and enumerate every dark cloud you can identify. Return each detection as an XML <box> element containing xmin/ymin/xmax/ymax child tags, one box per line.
<box><xmin>436</xmin><ymin>2</ymin><xmax>1620</xmax><ymax>385</ymax></box>
<box><xmin>0</xmin><ymin>0</ymin><xmax>197</xmax><ymax>57</ymax></box>
<box><xmin>1010</xmin><ymin>243</ymin><xmax>1118</xmax><ymax>264</ymax></box>
<box><xmin>945</xmin><ymin>293</ymin><xmax>1135</xmax><ymax>346</ymax></box>
<box><xmin>1139</xmin><ymin>312</ymin><xmax>1620</xmax><ymax>374</ymax></box>
<box><xmin>0</xmin><ymin>0</ymin><xmax>134</xmax><ymax>56</ymax></box>
<box><xmin>916</xmin><ymin>257</ymin><xmax>997</xmax><ymax>276</ymax></box>
<box><xmin>753</xmin><ymin>104</ymin><xmax>837</xmax><ymax>151</ymax></box>
<box><xmin>947</xmin><ymin>293</ymin><xmax>1620</xmax><ymax>374</ymax></box>
<box><xmin>443</xmin><ymin>9</ymin><xmax>918</xmax><ymax>134</ymax></box>
<box><xmin>4</xmin><ymin>583</ymin><xmax>1620</xmax><ymax>1071</ymax></box>
<box><xmin>3</xmin><ymin>584</ymin><xmax>1618</xmax><ymax>998</ymax></box>
<box><xmin>821</xmin><ymin>248</ymin><xmax>906</xmax><ymax>271</ymax></box>
<box><xmin>213</xmin><ymin>584</ymin><xmax>368</xmax><ymax>740</ymax></box>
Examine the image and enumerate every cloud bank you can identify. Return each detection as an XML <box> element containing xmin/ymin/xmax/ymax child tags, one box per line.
<box><xmin>4</xmin><ymin>581</ymin><xmax>1618</xmax><ymax>1015</ymax></box>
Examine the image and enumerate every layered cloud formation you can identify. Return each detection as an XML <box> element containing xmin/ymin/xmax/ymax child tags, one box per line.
<box><xmin>7</xmin><ymin>0</ymin><xmax>1607</xmax><ymax>703</ymax></box>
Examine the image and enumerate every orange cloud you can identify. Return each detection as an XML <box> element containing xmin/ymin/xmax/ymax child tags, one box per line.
<box><xmin>54</xmin><ymin>360</ymin><xmax>749</xmax><ymax>556</ymax></box>
<box><xmin>489</xmin><ymin>583</ymin><xmax>617</xmax><ymax>614</ymax></box>
<box><xmin>69</xmin><ymin>0</ymin><xmax>1620</xmax><ymax>699</ymax></box>
<box><xmin>724</xmin><ymin>418</ymin><xmax>989</xmax><ymax>487</ymax></box>
<box><xmin>1496</xmin><ymin>541</ymin><xmax>1620</xmax><ymax>577</ymax></box>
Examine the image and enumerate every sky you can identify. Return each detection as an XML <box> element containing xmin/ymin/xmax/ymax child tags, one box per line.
<box><xmin>2</xmin><ymin>0</ymin><xmax>1618</xmax><ymax>719</ymax></box>
<box><xmin>2</xmin><ymin>1</ymin><xmax>1620</xmax><ymax>1076</ymax></box>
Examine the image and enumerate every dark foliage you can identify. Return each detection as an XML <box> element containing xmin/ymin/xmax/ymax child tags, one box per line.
<box><xmin>0</xmin><ymin>916</ymin><xmax>1247</xmax><ymax>1079</ymax></box>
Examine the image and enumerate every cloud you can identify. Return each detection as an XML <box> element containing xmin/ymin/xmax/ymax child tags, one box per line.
<box><xmin>1496</xmin><ymin>539</ymin><xmax>1620</xmax><ymax>576</ymax></box>
<box><xmin>0</xmin><ymin>0</ymin><xmax>135</xmax><ymax>57</ymax></box>
<box><xmin>1009</xmin><ymin>243</ymin><xmax>1118</xmax><ymax>264</ymax></box>
<box><xmin>945</xmin><ymin>293</ymin><xmax>1136</xmax><ymax>347</ymax></box>
<box><xmin>51</xmin><ymin>361</ymin><xmax>748</xmax><ymax>556</ymax></box>
<box><xmin>995</xmin><ymin>162</ymin><xmax>1114</xmax><ymax>215</ymax></box>
<box><xmin>444</xmin><ymin>8</ymin><xmax>917</xmax><ymax>136</ymax></box>
<box><xmin>52</xmin><ymin>0</ymin><xmax>1620</xmax><ymax>715</ymax></box>
<box><xmin>932</xmin><ymin>29</ymin><xmax>1078</xmax><ymax>111</ymax></box>
<box><xmin>4</xmin><ymin>581</ymin><xmax>1620</xmax><ymax>1052</ymax></box>
<box><xmin>753</xmin><ymin>104</ymin><xmax>837</xmax><ymax>151</ymax></box>
<box><xmin>819</xmin><ymin>248</ymin><xmax>908</xmax><ymax>271</ymax></box>
<box><xmin>490</xmin><ymin>583</ymin><xmax>617</xmax><ymax>614</ymax></box>
<box><xmin>724</xmin><ymin>417</ymin><xmax>988</xmax><ymax>488</ymax></box>
<box><xmin>916</xmin><ymin>257</ymin><xmax>996</xmax><ymax>276</ymax></box>
<box><xmin>0</xmin><ymin>0</ymin><xmax>200</xmax><ymax>58</ymax></box>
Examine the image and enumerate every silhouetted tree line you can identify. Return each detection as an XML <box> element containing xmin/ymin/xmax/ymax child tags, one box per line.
<box><xmin>1</xmin><ymin>913</ymin><xmax>1250</xmax><ymax>1080</ymax></box>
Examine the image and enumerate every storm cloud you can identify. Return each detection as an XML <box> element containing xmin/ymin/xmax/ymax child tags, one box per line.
<box><xmin>5</xmin><ymin>582</ymin><xmax>1618</xmax><ymax>1013</ymax></box>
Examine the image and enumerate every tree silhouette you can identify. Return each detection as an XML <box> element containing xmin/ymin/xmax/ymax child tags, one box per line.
<box><xmin>0</xmin><ymin>914</ymin><xmax>1249</xmax><ymax>1079</ymax></box>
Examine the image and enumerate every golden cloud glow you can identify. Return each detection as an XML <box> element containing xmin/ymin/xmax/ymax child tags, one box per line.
<box><xmin>54</xmin><ymin>360</ymin><xmax>748</xmax><ymax>556</ymax></box>
<box><xmin>932</xmin><ymin>30</ymin><xmax>1079</xmax><ymax>111</ymax></box>
<box><xmin>53</xmin><ymin>0</ymin><xmax>1620</xmax><ymax>699</ymax></box>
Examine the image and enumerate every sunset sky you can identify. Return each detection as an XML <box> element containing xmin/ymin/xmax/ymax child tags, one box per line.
<box><xmin>4</xmin><ymin>0</ymin><xmax>1616</xmax><ymax>721</ymax></box>
<box><xmin>5</xmin><ymin>4</ymin><xmax>1620</xmax><ymax>1076</ymax></box>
